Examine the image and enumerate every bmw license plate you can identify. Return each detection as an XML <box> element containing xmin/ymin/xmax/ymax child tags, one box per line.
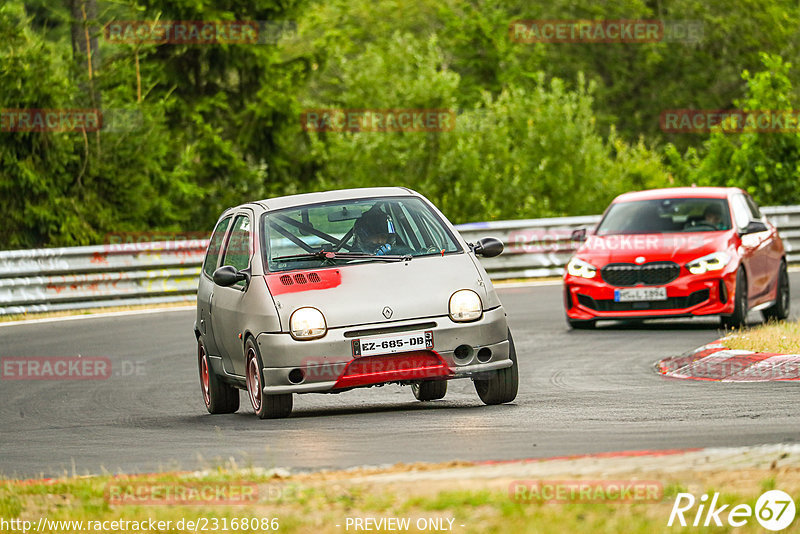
<box><xmin>352</xmin><ymin>331</ymin><xmax>434</xmax><ymax>357</ymax></box>
<box><xmin>614</xmin><ymin>287</ymin><xmax>667</xmax><ymax>302</ymax></box>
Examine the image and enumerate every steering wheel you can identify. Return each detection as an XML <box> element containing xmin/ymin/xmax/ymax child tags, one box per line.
<box><xmin>688</xmin><ymin>221</ymin><xmax>718</xmax><ymax>231</ymax></box>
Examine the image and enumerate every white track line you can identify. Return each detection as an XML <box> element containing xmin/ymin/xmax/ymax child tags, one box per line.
<box><xmin>0</xmin><ymin>305</ymin><xmax>196</xmax><ymax>327</ymax></box>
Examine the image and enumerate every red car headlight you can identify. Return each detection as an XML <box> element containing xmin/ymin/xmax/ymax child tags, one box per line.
<box><xmin>686</xmin><ymin>252</ymin><xmax>730</xmax><ymax>275</ymax></box>
<box><xmin>566</xmin><ymin>257</ymin><xmax>598</xmax><ymax>279</ymax></box>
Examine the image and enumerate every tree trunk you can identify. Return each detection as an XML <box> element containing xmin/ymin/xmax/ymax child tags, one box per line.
<box><xmin>67</xmin><ymin>0</ymin><xmax>100</xmax><ymax>107</ymax></box>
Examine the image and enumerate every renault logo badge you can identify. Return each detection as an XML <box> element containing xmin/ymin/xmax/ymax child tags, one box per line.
<box><xmin>382</xmin><ymin>306</ymin><xmax>393</xmax><ymax>319</ymax></box>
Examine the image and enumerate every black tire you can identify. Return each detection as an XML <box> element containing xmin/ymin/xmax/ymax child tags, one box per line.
<box><xmin>762</xmin><ymin>261</ymin><xmax>790</xmax><ymax>322</ymax></box>
<box><xmin>721</xmin><ymin>268</ymin><xmax>748</xmax><ymax>329</ymax></box>
<box><xmin>567</xmin><ymin>317</ymin><xmax>596</xmax><ymax>329</ymax></box>
<box><xmin>411</xmin><ymin>380</ymin><xmax>447</xmax><ymax>401</ymax></box>
<box><xmin>198</xmin><ymin>339</ymin><xmax>239</xmax><ymax>414</ymax></box>
<box><xmin>474</xmin><ymin>329</ymin><xmax>519</xmax><ymax>405</ymax></box>
<box><xmin>245</xmin><ymin>338</ymin><xmax>292</xmax><ymax>419</ymax></box>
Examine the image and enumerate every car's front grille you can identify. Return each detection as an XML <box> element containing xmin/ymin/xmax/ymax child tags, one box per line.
<box><xmin>577</xmin><ymin>289</ymin><xmax>710</xmax><ymax>312</ymax></box>
<box><xmin>601</xmin><ymin>262</ymin><xmax>680</xmax><ymax>286</ymax></box>
<box><xmin>343</xmin><ymin>322</ymin><xmax>438</xmax><ymax>339</ymax></box>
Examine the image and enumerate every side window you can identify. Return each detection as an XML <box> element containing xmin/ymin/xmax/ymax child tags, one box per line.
<box><xmin>731</xmin><ymin>195</ymin><xmax>752</xmax><ymax>230</ymax></box>
<box><xmin>220</xmin><ymin>215</ymin><xmax>252</xmax><ymax>287</ymax></box>
<box><xmin>744</xmin><ymin>195</ymin><xmax>763</xmax><ymax>220</ymax></box>
<box><xmin>202</xmin><ymin>216</ymin><xmax>232</xmax><ymax>278</ymax></box>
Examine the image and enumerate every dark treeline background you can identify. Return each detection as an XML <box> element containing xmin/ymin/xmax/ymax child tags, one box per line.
<box><xmin>2</xmin><ymin>0</ymin><xmax>800</xmax><ymax>248</ymax></box>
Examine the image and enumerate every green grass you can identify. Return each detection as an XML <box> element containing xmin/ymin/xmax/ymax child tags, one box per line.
<box><xmin>3</xmin><ymin>469</ymin><xmax>800</xmax><ymax>533</ymax></box>
<box><xmin>722</xmin><ymin>320</ymin><xmax>800</xmax><ymax>353</ymax></box>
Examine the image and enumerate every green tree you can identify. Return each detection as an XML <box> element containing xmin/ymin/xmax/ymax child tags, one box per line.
<box><xmin>670</xmin><ymin>54</ymin><xmax>800</xmax><ymax>205</ymax></box>
<box><xmin>302</xmin><ymin>32</ymin><xmax>669</xmax><ymax>222</ymax></box>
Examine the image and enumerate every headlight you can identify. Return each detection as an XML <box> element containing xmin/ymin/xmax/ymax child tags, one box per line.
<box><xmin>449</xmin><ymin>289</ymin><xmax>482</xmax><ymax>322</ymax></box>
<box><xmin>289</xmin><ymin>307</ymin><xmax>327</xmax><ymax>340</ymax></box>
<box><xmin>566</xmin><ymin>257</ymin><xmax>597</xmax><ymax>279</ymax></box>
<box><xmin>686</xmin><ymin>252</ymin><xmax>730</xmax><ymax>275</ymax></box>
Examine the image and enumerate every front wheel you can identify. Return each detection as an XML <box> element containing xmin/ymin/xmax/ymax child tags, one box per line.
<box><xmin>762</xmin><ymin>261</ymin><xmax>790</xmax><ymax>321</ymax></box>
<box><xmin>198</xmin><ymin>339</ymin><xmax>239</xmax><ymax>414</ymax></box>
<box><xmin>411</xmin><ymin>380</ymin><xmax>447</xmax><ymax>401</ymax></box>
<box><xmin>245</xmin><ymin>338</ymin><xmax>292</xmax><ymax>419</ymax></box>
<box><xmin>721</xmin><ymin>268</ymin><xmax>748</xmax><ymax>329</ymax></box>
<box><xmin>474</xmin><ymin>329</ymin><xmax>519</xmax><ymax>405</ymax></box>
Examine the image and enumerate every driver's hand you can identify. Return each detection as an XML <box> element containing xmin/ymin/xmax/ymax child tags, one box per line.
<box><xmin>375</xmin><ymin>243</ymin><xmax>392</xmax><ymax>255</ymax></box>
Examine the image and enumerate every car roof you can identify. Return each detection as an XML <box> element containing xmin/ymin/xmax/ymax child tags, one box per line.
<box><xmin>250</xmin><ymin>187</ymin><xmax>417</xmax><ymax>211</ymax></box>
<box><xmin>613</xmin><ymin>186</ymin><xmax>742</xmax><ymax>203</ymax></box>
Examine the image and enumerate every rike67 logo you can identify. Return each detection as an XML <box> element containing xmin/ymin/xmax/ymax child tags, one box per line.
<box><xmin>669</xmin><ymin>490</ymin><xmax>796</xmax><ymax>531</ymax></box>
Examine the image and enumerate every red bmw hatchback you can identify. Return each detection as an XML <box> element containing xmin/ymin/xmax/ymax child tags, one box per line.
<box><xmin>563</xmin><ymin>187</ymin><xmax>789</xmax><ymax>328</ymax></box>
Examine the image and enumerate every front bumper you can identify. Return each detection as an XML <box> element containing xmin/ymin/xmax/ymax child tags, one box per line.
<box><xmin>255</xmin><ymin>306</ymin><xmax>510</xmax><ymax>394</ymax></box>
<box><xmin>564</xmin><ymin>269</ymin><xmax>738</xmax><ymax>321</ymax></box>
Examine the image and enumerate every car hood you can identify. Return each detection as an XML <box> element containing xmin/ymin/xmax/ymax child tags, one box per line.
<box><xmin>576</xmin><ymin>231</ymin><xmax>736</xmax><ymax>265</ymax></box>
<box><xmin>265</xmin><ymin>254</ymin><xmax>497</xmax><ymax>330</ymax></box>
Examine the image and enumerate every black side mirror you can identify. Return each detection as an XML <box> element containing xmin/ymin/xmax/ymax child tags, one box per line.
<box><xmin>571</xmin><ymin>228</ymin><xmax>587</xmax><ymax>242</ymax></box>
<box><xmin>213</xmin><ymin>265</ymin><xmax>250</xmax><ymax>287</ymax></box>
<box><xmin>473</xmin><ymin>237</ymin><xmax>504</xmax><ymax>258</ymax></box>
<box><xmin>740</xmin><ymin>221</ymin><xmax>768</xmax><ymax>235</ymax></box>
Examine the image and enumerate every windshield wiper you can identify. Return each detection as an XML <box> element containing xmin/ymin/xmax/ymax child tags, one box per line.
<box><xmin>273</xmin><ymin>251</ymin><xmax>412</xmax><ymax>262</ymax></box>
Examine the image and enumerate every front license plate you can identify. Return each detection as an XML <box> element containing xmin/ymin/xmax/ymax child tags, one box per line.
<box><xmin>614</xmin><ymin>287</ymin><xmax>667</xmax><ymax>302</ymax></box>
<box><xmin>352</xmin><ymin>331</ymin><xmax>434</xmax><ymax>357</ymax></box>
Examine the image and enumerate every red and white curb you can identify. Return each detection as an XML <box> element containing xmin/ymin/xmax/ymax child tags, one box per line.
<box><xmin>657</xmin><ymin>342</ymin><xmax>800</xmax><ymax>382</ymax></box>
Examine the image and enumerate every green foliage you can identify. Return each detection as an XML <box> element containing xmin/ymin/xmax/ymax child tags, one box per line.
<box><xmin>2</xmin><ymin>0</ymin><xmax>800</xmax><ymax>248</ymax></box>
<box><xmin>303</xmin><ymin>32</ymin><xmax>668</xmax><ymax>222</ymax></box>
<box><xmin>672</xmin><ymin>54</ymin><xmax>800</xmax><ymax>205</ymax></box>
<box><xmin>0</xmin><ymin>2</ymin><xmax>85</xmax><ymax>247</ymax></box>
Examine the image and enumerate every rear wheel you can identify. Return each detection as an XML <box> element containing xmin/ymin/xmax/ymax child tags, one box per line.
<box><xmin>474</xmin><ymin>329</ymin><xmax>519</xmax><ymax>405</ymax></box>
<box><xmin>411</xmin><ymin>380</ymin><xmax>447</xmax><ymax>401</ymax></box>
<box><xmin>245</xmin><ymin>338</ymin><xmax>292</xmax><ymax>419</ymax></box>
<box><xmin>762</xmin><ymin>261</ymin><xmax>790</xmax><ymax>321</ymax></box>
<box><xmin>721</xmin><ymin>268</ymin><xmax>748</xmax><ymax>329</ymax></box>
<box><xmin>198</xmin><ymin>339</ymin><xmax>239</xmax><ymax>414</ymax></box>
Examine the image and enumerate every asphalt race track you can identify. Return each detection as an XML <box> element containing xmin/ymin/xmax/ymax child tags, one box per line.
<box><xmin>1</xmin><ymin>274</ymin><xmax>798</xmax><ymax>478</ymax></box>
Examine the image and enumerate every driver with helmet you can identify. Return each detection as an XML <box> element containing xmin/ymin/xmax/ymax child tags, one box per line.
<box><xmin>353</xmin><ymin>207</ymin><xmax>401</xmax><ymax>255</ymax></box>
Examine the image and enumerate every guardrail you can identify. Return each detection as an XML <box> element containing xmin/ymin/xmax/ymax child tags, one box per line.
<box><xmin>1</xmin><ymin>206</ymin><xmax>798</xmax><ymax>315</ymax></box>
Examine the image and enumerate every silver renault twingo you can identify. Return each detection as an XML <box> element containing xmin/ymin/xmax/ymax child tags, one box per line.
<box><xmin>194</xmin><ymin>187</ymin><xmax>518</xmax><ymax>418</ymax></box>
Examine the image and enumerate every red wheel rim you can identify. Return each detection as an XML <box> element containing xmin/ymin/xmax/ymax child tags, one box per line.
<box><xmin>199</xmin><ymin>344</ymin><xmax>211</xmax><ymax>407</ymax></box>
<box><xmin>247</xmin><ymin>348</ymin><xmax>262</xmax><ymax>412</ymax></box>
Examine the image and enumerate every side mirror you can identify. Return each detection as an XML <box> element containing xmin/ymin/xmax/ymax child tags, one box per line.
<box><xmin>473</xmin><ymin>237</ymin><xmax>504</xmax><ymax>258</ymax></box>
<box><xmin>740</xmin><ymin>221</ymin><xmax>768</xmax><ymax>235</ymax></box>
<box><xmin>571</xmin><ymin>228</ymin><xmax>587</xmax><ymax>242</ymax></box>
<box><xmin>213</xmin><ymin>265</ymin><xmax>250</xmax><ymax>287</ymax></box>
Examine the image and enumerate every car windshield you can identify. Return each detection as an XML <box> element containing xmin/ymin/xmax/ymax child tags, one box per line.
<box><xmin>262</xmin><ymin>196</ymin><xmax>463</xmax><ymax>272</ymax></box>
<box><xmin>596</xmin><ymin>197</ymin><xmax>732</xmax><ymax>236</ymax></box>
